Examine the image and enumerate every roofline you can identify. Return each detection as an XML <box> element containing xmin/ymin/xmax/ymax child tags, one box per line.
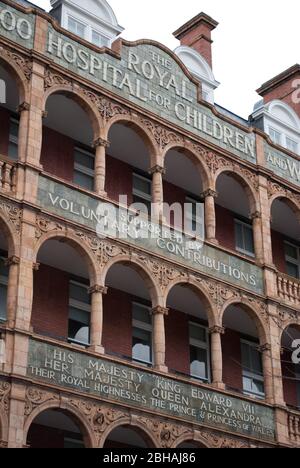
<box><xmin>173</xmin><ymin>12</ymin><xmax>218</xmax><ymax>40</ymax></box>
<box><xmin>257</xmin><ymin>64</ymin><xmax>300</xmax><ymax>96</ymax></box>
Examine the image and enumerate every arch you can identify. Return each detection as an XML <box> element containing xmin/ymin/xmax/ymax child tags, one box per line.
<box><xmin>43</xmin><ymin>85</ymin><xmax>102</xmax><ymax>142</ymax></box>
<box><xmin>162</xmin><ymin>143</ymin><xmax>211</xmax><ymax>191</ymax></box>
<box><xmin>269</xmin><ymin>194</ymin><xmax>300</xmax><ymax>222</ymax></box>
<box><xmin>100</xmin><ymin>418</ymin><xmax>159</xmax><ymax>448</ymax></box>
<box><xmin>164</xmin><ymin>277</ymin><xmax>217</xmax><ymax>328</ymax></box>
<box><xmin>279</xmin><ymin>321</ymin><xmax>300</xmax><ymax>344</ymax></box>
<box><xmin>0</xmin><ymin>52</ymin><xmax>28</xmax><ymax>104</ymax></box>
<box><xmin>214</xmin><ymin>168</ymin><xmax>259</xmax><ymax>215</ymax></box>
<box><xmin>173</xmin><ymin>433</ymin><xmax>209</xmax><ymax>449</ymax></box>
<box><xmin>220</xmin><ymin>298</ymin><xmax>268</xmax><ymax>345</ymax></box>
<box><xmin>0</xmin><ymin>210</ymin><xmax>19</xmax><ymax>258</ymax></box>
<box><xmin>101</xmin><ymin>255</ymin><xmax>162</xmax><ymax>307</ymax></box>
<box><xmin>24</xmin><ymin>401</ymin><xmax>96</xmax><ymax>448</ymax></box>
<box><xmin>34</xmin><ymin>230</ymin><xmax>99</xmax><ymax>286</ymax></box>
<box><xmin>174</xmin><ymin>46</ymin><xmax>217</xmax><ymax>84</ymax></box>
<box><xmin>267</xmin><ymin>100</ymin><xmax>300</xmax><ymax>131</ymax></box>
<box><xmin>104</xmin><ymin>115</ymin><xmax>158</xmax><ymax>167</ymax></box>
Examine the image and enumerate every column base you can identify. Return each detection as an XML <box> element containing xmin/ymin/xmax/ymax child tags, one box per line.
<box><xmin>208</xmin><ymin>238</ymin><xmax>219</xmax><ymax>246</ymax></box>
<box><xmin>97</xmin><ymin>190</ymin><xmax>107</xmax><ymax>198</ymax></box>
<box><xmin>212</xmin><ymin>381</ymin><xmax>226</xmax><ymax>390</ymax></box>
<box><xmin>89</xmin><ymin>345</ymin><xmax>105</xmax><ymax>355</ymax></box>
<box><xmin>155</xmin><ymin>365</ymin><xmax>168</xmax><ymax>373</ymax></box>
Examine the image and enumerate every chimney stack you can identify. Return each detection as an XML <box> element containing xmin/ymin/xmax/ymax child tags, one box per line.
<box><xmin>257</xmin><ymin>64</ymin><xmax>300</xmax><ymax>119</ymax></box>
<box><xmin>173</xmin><ymin>12</ymin><xmax>218</xmax><ymax>68</ymax></box>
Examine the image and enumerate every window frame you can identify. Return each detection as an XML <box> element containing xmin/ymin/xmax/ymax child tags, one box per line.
<box><xmin>8</xmin><ymin>117</ymin><xmax>19</xmax><ymax>161</ymax></box>
<box><xmin>67</xmin><ymin>15</ymin><xmax>87</xmax><ymax>39</ymax></box>
<box><xmin>132</xmin><ymin>173</ymin><xmax>152</xmax><ymax>212</ymax></box>
<box><xmin>68</xmin><ymin>279</ymin><xmax>91</xmax><ymax>347</ymax></box>
<box><xmin>73</xmin><ymin>146</ymin><xmax>95</xmax><ymax>191</ymax></box>
<box><xmin>91</xmin><ymin>28</ymin><xmax>110</xmax><ymax>48</ymax></box>
<box><xmin>189</xmin><ymin>322</ymin><xmax>211</xmax><ymax>383</ymax></box>
<box><xmin>241</xmin><ymin>339</ymin><xmax>265</xmax><ymax>399</ymax></box>
<box><xmin>284</xmin><ymin>240</ymin><xmax>300</xmax><ymax>280</ymax></box>
<box><xmin>234</xmin><ymin>219</ymin><xmax>255</xmax><ymax>258</ymax></box>
<box><xmin>0</xmin><ymin>256</ymin><xmax>8</xmax><ymax>323</ymax></box>
<box><xmin>132</xmin><ymin>301</ymin><xmax>153</xmax><ymax>366</ymax></box>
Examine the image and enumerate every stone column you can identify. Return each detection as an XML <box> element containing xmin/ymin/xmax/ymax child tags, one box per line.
<box><xmin>17</xmin><ymin>102</ymin><xmax>30</xmax><ymax>163</ymax></box>
<box><xmin>5</xmin><ymin>256</ymin><xmax>20</xmax><ymax>328</ymax></box>
<box><xmin>88</xmin><ymin>285</ymin><xmax>107</xmax><ymax>354</ymax></box>
<box><xmin>251</xmin><ymin>211</ymin><xmax>264</xmax><ymax>265</ymax></box>
<box><xmin>7</xmin><ymin>382</ymin><xmax>27</xmax><ymax>448</ymax></box>
<box><xmin>259</xmin><ymin>343</ymin><xmax>274</xmax><ymax>403</ymax></box>
<box><xmin>149</xmin><ymin>165</ymin><xmax>165</xmax><ymax>221</ymax></box>
<box><xmin>209</xmin><ymin>326</ymin><xmax>225</xmax><ymax>388</ymax></box>
<box><xmin>94</xmin><ymin>138</ymin><xmax>110</xmax><ymax>196</ymax></box>
<box><xmin>151</xmin><ymin>306</ymin><xmax>168</xmax><ymax>373</ymax></box>
<box><xmin>202</xmin><ymin>189</ymin><xmax>218</xmax><ymax>243</ymax></box>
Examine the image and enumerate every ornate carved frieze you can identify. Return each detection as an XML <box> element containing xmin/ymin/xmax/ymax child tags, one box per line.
<box><xmin>267</xmin><ymin>179</ymin><xmax>300</xmax><ymax>208</ymax></box>
<box><xmin>73</xmin><ymin>231</ymin><xmax>128</xmax><ymax>267</ymax></box>
<box><xmin>0</xmin><ymin>200</ymin><xmax>22</xmax><ymax>235</ymax></box>
<box><xmin>69</xmin><ymin>399</ymin><xmax>126</xmax><ymax>445</ymax></box>
<box><xmin>0</xmin><ymin>46</ymin><xmax>32</xmax><ymax>81</ymax></box>
<box><xmin>0</xmin><ymin>381</ymin><xmax>10</xmax><ymax>415</ymax></box>
<box><xmin>141</xmin><ymin>118</ymin><xmax>184</xmax><ymax>150</ymax></box>
<box><xmin>138</xmin><ymin>416</ymin><xmax>192</xmax><ymax>448</ymax></box>
<box><xmin>44</xmin><ymin>69</ymin><xmax>72</xmax><ymax>90</ymax></box>
<box><xmin>82</xmin><ymin>89</ymin><xmax>130</xmax><ymax>121</ymax></box>
<box><xmin>35</xmin><ymin>216</ymin><xmax>64</xmax><ymax>240</ymax></box>
<box><xmin>135</xmin><ymin>253</ymin><xmax>186</xmax><ymax>291</ymax></box>
<box><xmin>24</xmin><ymin>387</ymin><xmax>59</xmax><ymax>417</ymax></box>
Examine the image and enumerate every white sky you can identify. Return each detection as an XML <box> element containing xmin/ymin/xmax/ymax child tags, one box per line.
<box><xmin>32</xmin><ymin>0</ymin><xmax>300</xmax><ymax>119</ymax></box>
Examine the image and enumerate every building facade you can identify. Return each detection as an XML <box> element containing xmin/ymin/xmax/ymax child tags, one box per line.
<box><xmin>0</xmin><ymin>0</ymin><xmax>299</xmax><ymax>448</ymax></box>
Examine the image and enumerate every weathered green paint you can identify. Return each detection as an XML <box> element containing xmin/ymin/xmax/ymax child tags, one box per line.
<box><xmin>265</xmin><ymin>142</ymin><xmax>300</xmax><ymax>188</ymax></box>
<box><xmin>44</xmin><ymin>25</ymin><xmax>256</xmax><ymax>163</ymax></box>
<box><xmin>38</xmin><ymin>176</ymin><xmax>264</xmax><ymax>294</ymax></box>
<box><xmin>0</xmin><ymin>1</ymin><xmax>35</xmax><ymax>49</ymax></box>
<box><xmin>27</xmin><ymin>339</ymin><xmax>276</xmax><ymax>443</ymax></box>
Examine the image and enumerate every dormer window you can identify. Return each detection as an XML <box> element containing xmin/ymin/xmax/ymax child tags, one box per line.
<box><xmin>92</xmin><ymin>30</ymin><xmax>110</xmax><ymax>48</ymax></box>
<box><xmin>269</xmin><ymin>127</ymin><xmax>281</xmax><ymax>146</ymax></box>
<box><xmin>286</xmin><ymin>137</ymin><xmax>298</xmax><ymax>153</ymax></box>
<box><xmin>68</xmin><ymin>16</ymin><xmax>86</xmax><ymax>39</ymax></box>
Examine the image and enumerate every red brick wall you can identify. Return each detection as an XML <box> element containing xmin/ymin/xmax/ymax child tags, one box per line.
<box><xmin>163</xmin><ymin>181</ymin><xmax>186</xmax><ymax>229</ymax></box>
<box><xmin>31</xmin><ymin>264</ymin><xmax>69</xmax><ymax>340</ymax></box>
<box><xmin>41</xmin><ymin>126</ymin><xmax>74</xmax><ymax>182</ymax></box>
<box><xmin>179</xmin><ymin>24</ymin><xmax>213</xmax><ymax>66</ymax></box>
<box><xmin>103</xmin><ymin>287</ymin><xmax>133</xmax><ymax>358</ymax></box>
<box><xmin>105</xmin><ymin>155</ymin><xmax>134</xmax><ymax>204</ymax></box>
<box><xmin>165</xmin><ymin>308</ymin><xmax>190</xmax><ymax>375</ymax></box>
<box><xmin>222</xmin><ymin>329</ymin><xmax>243</xmax><ymax>392</ymax></box>
<box><xmin>263</xmin><ymin>76</ymin><xmax>300</xmax><ymax>117</ymax></box>
<box><xmin>282</xmin><ymin>349</ymin><xmax>298</xmax><ymax>408</ymax></box>
<box><xmin>215</xmin><ymin>205</ymin><xmax>236</xmax><ymax>251</ymax></box>
<box><xmin>271</xmin><ymin>229</ymin><xmax>287</xmax><ymax>273</ymax></box>
<box><xmin>0</xmin><ymin>107</ymin><xmax>10</xmax><ymax>157</ymax></box>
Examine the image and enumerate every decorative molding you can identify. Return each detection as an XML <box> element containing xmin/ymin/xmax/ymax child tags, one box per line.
<box><xmin>141</xmin><ymin>119</ymin><xmax>184</xmax><ymax>150</ymax></box>
<box><xmin>73</xmin><ymin>231</ymin><xmax>127</xmax><ymax>267</ymax></box>
<box><xmin>267</xmin><ymin>179</ymin><xmax>300</xmax><ymax>208</ymax></box>
<box><xmin>4</xmin><ymin>256</ymin><xmax>20</xmax><ymax>267</ymax></box>
<box><xmin>68</xmin><ymin>399</ymin><xmax>126</xmax><ymax>445</ymax></box>
<box><xmin>0</xmin><ymin>381</ymin><xmax>10</xmax><ymax>415</ymax></box>
<box><xmin>44</xmin><ymin>69</ymin><xmax>72</xmax><ymax>90</ymax></box>
<box><xmin>209</xmin><ymin>326</ymin><xmax>225</xmax><ymax>335</ymax></box>
<box><xmin>24</xmin><ymin>387</ymin><xmax>59</xmax><ymax>417</ymax></box>
<box><xmin>201</xmin><ymin>189</ymin><xmax>218</xmax><ymax>199</ymax></box>
<box><xmin>196</xmin><ymin>429</ymin><xmax>249</xmax><ymax>449</ymax></box>
<box><xmin>149</xmin><ymin>165</ymin><xmax>166</xmax><ymax>176</ymax></box>
<box><xmin>0</xmin><ymin>201</ymin><xmax>22</xmax><ymax>234</ymax></box>
<box><xmin>151</xmin><ymin>306</ymin><xmax>169</xmax><ymax>316</ymax></box>
<box><xmin>93</xmin><ymin>138</ymin><xmax>110</xmax><ymax>149</ymax></box>
<box><xmin>18</xmin><ymin>102</ymin><xmax>30</xmax><ymax>113</ymax></box>
<box><xmin>35</xmin><ymin>216</ymin><xmax>64</xmax><ymax>240</ymax></box>
<box><xmin>0</xmin><ymin>46</ymin><xmax>32</xmax><ymax>81</ymax></box>
<box><xmin>138</xmin><ymin>416</ymin><xmax>191</xmax><ymax>448</ymax></box>
<box><xmin>88</xmin><ymin>285</ymin><xmax>108</xmax><ymax>295</ymax></box>
<box><xmin>136</xmin><ymin>254</ymin><xmax>187</xmax><ymax>291</ymax></box>
<box><xmin>82</xmin><ymin>89</ymin><xmax>130</xmax><ymax>121</ymax></box>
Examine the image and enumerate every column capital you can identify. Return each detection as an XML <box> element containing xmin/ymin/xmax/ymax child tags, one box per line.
<box><xmin>250</xmin><ymin>211</ymin><xmax>262</xmax><ymax>220</ymax></box>
<box><xmin>259</xmin><ymin>343</ymin><xmax>271</xmax><ymax>353</ymax></box>
<box><xmin>32</xmin><ymin>262</ymin><xmax>40</xmax><ymax>271</ymax></box>
<box><xmin>209</xmin><ymin>326</ymin><xmax>225</xmax><ymax>335</ymax></box>
<box><xmin>202</xmin><ymin>189</ymin><xmax>218</xmax><ymax>199</ymax></box>
<box><xmin>18</xmin><ymin>102</ymin><xmax>30</xmax><ymax>113</ymax></box>
<box><xmin>151</xmin><ymin>306</ymin><xmax>169</xmax><ymax>316</ymax></box>
<box><xmin>5</xmin><ymin>256</ymin><xmax>20</xmax><ymax>267</ymax></box>
<box><xmin>42</xmin><ymin>110</ymin><xmax>48</xmax><ymax>119</ymax></box>
<box><xmin>88</xmin><ymin>285</ymin><xmax>108</xmax><ymax>295</ymax></box>
<box><xmin>149</xmin><ymin>165</ymin><xmax>166</xmax><ymax>176</ymax></box>
<box><xmin>93</xmin><ymin>138</ymin><xmax>110</xmax><ymax>149</ymax></box>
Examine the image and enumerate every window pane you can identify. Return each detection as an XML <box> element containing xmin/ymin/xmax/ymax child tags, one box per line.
<box><xmin>10</xmin><ymin>121</ymin><xmax>19</xmax><ymax>138</ymax></box>
<box><xmin>244</xmin><ymin>225</ymin><xmax>254</xmax><ymax>253</ymax></box>
<box><xmin>74</xmin><ymin>171</ymin><xmax>94</xmax><ymax>191</ymax></box>
<box><xmin>286</xmin><ymin>262</ymin><xmax>299</xmax><ymax>279</ymax></box>
<box><xmin>70</xmin><ymin>283</ymin><xmax>90</xmax><ymax>305</ymax></box>
<box><xmin>68</xmin><ymin>17</ymin><xmax>85</xmax><ymax>38</ymax></box>
<box><xmin>132</xmin><ymin>303</ymin><xmax>151</xmax><ymax>324</ymax></box>
<box><xmin>241</xmin><ymin>342</ymin><xmax>251</xmax><ymax>369</ymax></box>
<box><xmin>133</xmin><ymin>175</ymin><xmax>151</xmax><ymax>196</ymax></box>
<box><xmin>132</xmin><ymin>195</ymin><xmax>151</xmax><ymax>214</ymax></box>
<box><xmin>286</xmin><ymin>137</ymin><xmax>298</xmax><ymax>153</ymax></box>
<box><xmin>189</xmin><ymin>324</ymin><xmax>206</xmax><ymax>343</ymax></box>
<box><xmin>64</xmin><ymin>438</ymin><xmax>85</xmax><ymax>449</ymax></box>
<box><xmin>190</xmin><ymin>346</ymin><xmax>208</xmax><ymax>380</ymax></box>
<box><xmin>285</xmin><ymin>243</ymin><xmax>298</xmax><ymax>260</ymax></box>
<box><xmin>269</xmin><ymin>128</ymin><xmax>281</xmax><ymax>145</ymax></box>
<box><xmin>0</xmin><ymin>284</ymin><xmax>7</xmax><ymax>321</ymax></box>
<box><xmin>92</xmin><ymin>31</ymin><xmax>109</xmax><ymax>47</ymax></box>
<box><xmin>235</xmin><ymin>222</ymin><xmax>244</xmax><ymax>250</ymax></box>
<box><xmin>132</xmin><ymin>327</ymin><xmax>151</xmax><ymax>363</ymax></box>
<box><xmin>0</xmin><ymin>260</ymin><xmax>8</xmax><ymax>278</ymax></box>
<box><xmin>250</xmin><ymin>346</ymin><xmax>263</xmax><ymax>374</ymax></box>
<box><xmin>74</xmin><ymin>150</ymin><xmax>94</xmax><ymax>170</ymax></box>
<box><xmin>69</xmin><ymin>307</ymin><xmax>90</xmax><ymax>325</ymax></box>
